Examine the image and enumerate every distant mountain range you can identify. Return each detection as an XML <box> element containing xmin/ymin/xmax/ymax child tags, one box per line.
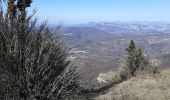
<box><xmin>57</xmin><ymin>22</ymin><xmax>170</xmax><ymax>52</ymax></box>
<box><xmin>44</xmin><ymin>22</ymin><xmax>170</xmax><ymax>59</ymax></box>
<box><xmin>60</xmin><ymin>22</ymin><xmax>170</xmax><ymax>38</ymax></box>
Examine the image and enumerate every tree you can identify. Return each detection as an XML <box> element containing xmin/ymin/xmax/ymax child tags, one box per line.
<box><xmin>125</xmin><ymin>40</ymin><xmax>148</xmax><ymax>77</ymax></box>
<box><xmin>0</xmin><ymin>0</ymin><xmax>79</xmax><ymax>100</ymax></box>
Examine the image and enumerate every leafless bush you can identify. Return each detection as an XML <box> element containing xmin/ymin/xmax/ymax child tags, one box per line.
<box><xmin>0</xmin><ymin>1</ymin><xmax>79</xmax><ymax>100</ymax></box>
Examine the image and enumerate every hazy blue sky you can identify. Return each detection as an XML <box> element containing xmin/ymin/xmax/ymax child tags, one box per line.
<box><xmin>30</xmin><ymin>0</ymin><xmax>170</xmax><ymax>25</ymax></box>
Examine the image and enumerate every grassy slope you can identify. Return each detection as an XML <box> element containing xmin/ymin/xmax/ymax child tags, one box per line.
<box><xmin>95</xmin><ymin>69</ymin><xmax>170</xmax><ymax>100</ymax></box>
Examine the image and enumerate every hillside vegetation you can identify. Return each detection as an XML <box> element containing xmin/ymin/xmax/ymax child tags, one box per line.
<box><xmin>95</xmin><ymin>69</ymin><xmax>170</xmax><ymax>100</ymax></box>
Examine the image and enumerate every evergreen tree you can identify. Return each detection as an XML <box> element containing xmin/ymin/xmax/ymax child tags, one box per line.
<box><xmin>126</xmin><ymin>40</ymin><xmax>146</xmax><ymax>76</ymax></box>
<box><xmin>7</xmin><ymin>0</ymin><xmax>16</xmax><ymax>19</ymax></box>
<box><xmin>17</xmin><ymin>0</ymin><xmax>32</xmax><ymax>10</ymax></box>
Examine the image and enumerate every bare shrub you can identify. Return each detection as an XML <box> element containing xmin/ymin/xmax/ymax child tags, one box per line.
<box><xmin>0</xmin><ymin>0</ymin><xmax>79</xmax><ymax>100</ymax></box>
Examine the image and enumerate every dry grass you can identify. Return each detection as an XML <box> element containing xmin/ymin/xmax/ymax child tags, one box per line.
<box><xmin>95</xmin><ymin>69</ymin><xmax>170</xmax><ymax>100</ymax></box>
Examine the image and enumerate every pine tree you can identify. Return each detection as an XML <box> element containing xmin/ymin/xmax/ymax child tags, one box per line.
<box><xmin>126</xmin><ymin>40</ymin><xmax>146</xmax><ymax>77</ymax></box>
<box><xmin>0</xmin><ymin>0</ymin><xmax>79</xmax><ymax>99</ymax></box>
<box><xmin>17</xmin><ymin>0</ymin><xmax>32</xmax><ymax>10</ymax></box>
<box><xmin>7</xmin><ymin>0</ymin><xmax>16</xmax><ymax>19</ymax></box>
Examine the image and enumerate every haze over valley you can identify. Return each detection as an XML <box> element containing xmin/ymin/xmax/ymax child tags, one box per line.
<box><xmin>59</xmin><ymin>22</ymin><xmax>170</xmax><ymax>89</ymax></box>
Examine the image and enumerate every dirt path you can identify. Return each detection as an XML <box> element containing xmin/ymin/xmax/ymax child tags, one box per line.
<box><xmin>82</xmin><ymin>80</ymin><xmax>122</xmax><ymax>100</ymax></box>
<box><xmin>82</xmin><ymin>71</ymin><xmax>123</xmax><ymax>100</ymax></box>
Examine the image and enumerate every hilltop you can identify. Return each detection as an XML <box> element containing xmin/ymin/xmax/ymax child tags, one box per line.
<box><xmin>94</xmin><ymin>69</ymin><xmax>170</xmax><ymax>100</ymax></box>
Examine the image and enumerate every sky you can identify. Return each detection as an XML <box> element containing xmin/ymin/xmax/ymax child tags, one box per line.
<box><xmin>28</xmin><ymin>0</ymin><xmax>170</xmax><ymax>25</ymax></box>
